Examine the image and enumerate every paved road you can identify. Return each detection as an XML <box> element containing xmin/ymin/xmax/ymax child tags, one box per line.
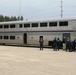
<box><xmin>0</xmin><ymin>46</ymin><xmax>76</xmax><ymax>75</ymax></box>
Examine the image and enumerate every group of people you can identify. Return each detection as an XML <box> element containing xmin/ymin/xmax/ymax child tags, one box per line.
<box><xmin>39</xmin><ymin>37</ymin><xmax>76</xmax><ymax>52</ymax></box>
<box><xmin>52</xmin><ymin>37</ymin><xmax>61</xmax><ymax>51</ymax></box>
<box><xmin>53</xmin><ymin>37</ymin><xmax>76</xmax><ymax>52</ymax></box>
<box><xmin>63</xmin><ymin>37</ymin><xmax>76</xmax><ymax>52</ymax></box>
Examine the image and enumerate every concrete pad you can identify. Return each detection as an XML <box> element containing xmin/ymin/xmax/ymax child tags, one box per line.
<box><xmin>0</xmin><ymin>46</ymin><xmax>76</xmax><ymax>75</ymax></box>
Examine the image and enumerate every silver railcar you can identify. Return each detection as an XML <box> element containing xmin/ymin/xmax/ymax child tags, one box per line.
<box><xmin>0</xmin><ymin>17</ymin><xmax>76</xmax><ymax>46</ymax></box>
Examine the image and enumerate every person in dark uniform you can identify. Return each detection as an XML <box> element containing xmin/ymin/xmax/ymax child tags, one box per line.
<box><xmin>53</xmin><ymin>37</ymin><xmax>57</xmax><ymax>51</ymax></box>
<box><xmin>70</xmin><ymin>39</ymin><xmax>73</xmax><ymax>52</ymax></box>
<box><xmin>39</xmin><ymin>38</ymin><xmax>44</xmax><ymax>50</ymax></box>
<box><xmin>66</xmin><ymin>38</ymin><xmax>72</xmax><ymax>52</ymax></box>
<box><xmin>73</xmin><ymin>38</ymin><xmax>76</xmax><ymax>51</ymax></box>
<box><xmin>57</xmin><ymin>38</ymin><xmax>61</xmax><ymax>51</ymax></box>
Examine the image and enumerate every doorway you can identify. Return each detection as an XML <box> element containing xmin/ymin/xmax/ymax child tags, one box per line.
<box><xmin>23</xmin><ymin>33</ymin><xmax>27</xmax><ymax>44</ymax></box>
<box><xmin>63</xmin><ymin>33</ymin><xmax>70</xmax><ymax>40</ymax></box>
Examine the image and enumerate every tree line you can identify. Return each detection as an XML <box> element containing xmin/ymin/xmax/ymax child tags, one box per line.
<box><xmin>0</xmin><ymin>15</ymin><xmax>24</xmax><ymax>22</ymax></box>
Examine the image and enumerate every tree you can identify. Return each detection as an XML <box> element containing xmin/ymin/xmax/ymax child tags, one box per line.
<box><xmin>17</xmin><ymin>16</ymin><xmax>24</xmax><ymax>21</ymax></box>
<box><xmin>20</xmin><ymin>16</ymin><xmax>23</xmax><ymax>20</ymax></box>
<box><xmin>0</xmin><ymin>15</ymin><xmax>4</xmax><ymax>22</ymax></box>
<box><xmin>4</xmin><ymin>16</ymin><xmax>10</xmax><ymax>21</ymax></box>
<box><xmin>0</xmin><ymin>15</ymin><xmax>24</xmax><ymax>22</ymax></box>
<box><xmin>17</xmin><ymin>16</ymin><xmax>20</xmax><ymax>21</ymax></box>
<box><xmin>13</xmin><ymin>16</ymin><xmax>17</xmax><ymax>21</ymax></box>
<box><xmin>10</xmin><ymin>16</ymin><xmax>14</xmax><ymax>21</ymax></box>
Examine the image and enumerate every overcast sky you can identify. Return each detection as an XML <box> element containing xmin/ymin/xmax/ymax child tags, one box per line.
<box><xmin>0</xmin><ymin>0</ymin><xmax>76</xmax><ymax>20</ymax></box>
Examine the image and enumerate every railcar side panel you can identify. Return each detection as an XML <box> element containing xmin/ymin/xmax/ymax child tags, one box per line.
<box><xmin>0</xmin><ymin>18</ymin><xmax>76</xmax><ymax>46</ymax></box>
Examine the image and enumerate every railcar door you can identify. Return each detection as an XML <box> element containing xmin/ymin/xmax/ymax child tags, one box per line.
<box><xmin>63</xmin><ymin>33</ymin><xmax>70</xmax><ymax>40</ymax></box>
<box><xmin>23</xmin><ymin>33</ymin><xmax>27</xmax><ymax>44</ymax></box>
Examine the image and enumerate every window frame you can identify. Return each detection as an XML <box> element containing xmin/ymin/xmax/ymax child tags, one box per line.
<box><xmin>40</xmin><ymin>22</ymin><xmax>47</xmax><ymax>27</ymax></box>
<box><xmin>19</xmin><ymin>24</ymin><xmax>23</xmax><ymax>28</ymax></box>
<box><xmin>4</xmin><ymin>25</ymin><xmax>9</xmax><ymax>28</ymax></box>
<box><xmin>49</xmin><ymin>22</ymin><xmax>57</xmax><ymax>27</ymax></box>
<box><xmin>32</xmin><ymin>23</ymin><xmax>38</xmax><ymax>27</ymax></box>
<box><xmin>24</xmin><ymin>23</ymin><xmax>30</xmax><ymax>28</ymax></box>
<box><xmin>0</xmin><ymin>25</ymin><xmax>3</xmax><ymax>29</ymax></box>
<box><xmin>4</xmin><ymin>36</ymin><xmax>9</xmax><ymax>39</ymax></box>
<box><xmin>0</xmin><ymin>36</ymin><xmax>2</xmax><ymax>39</ymax></box>
<box><xmin>10</xmin><ymin>24</ymin><xmax>16</xmax><ymax>28</ymax></box>
<box><xmin>10</xmin><ymin>36</ymin><xmax>15</xmax><ymax>40</ymax></box>
<box><xmin>59</xmin><ymin>21</ymin><xmax>68</xmax><ymax>26</ymax></box>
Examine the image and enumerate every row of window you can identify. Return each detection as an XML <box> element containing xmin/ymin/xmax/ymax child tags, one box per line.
<box><xmin>0</xmin><ymin>36</ymin><xmax>15</xmax><ymax>39</ymax></box>
<box><xmin>0</xmin><ymin>21</ymin><xmax>68</xmax><ymax>29</ymax></box>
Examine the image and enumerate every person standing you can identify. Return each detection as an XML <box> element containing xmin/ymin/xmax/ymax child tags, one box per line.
<box><xmin>66</xmin><ymin>38</ymin><xmax>72</xmax><ymax>52</ymax></box>
<box><xmin>57</xmin><ymin>38</ymin><xmax>61</xmax><ymax>51</ymax></box>
<box><xmin>39</xmin><ymin>38</ymin><xmax>44</xmax><ymax>50</ymax></box>
<box><xmin>53</xmin><ymin>37</ymin><xmax>57</xmax><ymax>51</ymax></box>
<box><xmin>73</xmin><ymin>38</ymin><xmax>76</xmax><ymax>51</ymax></box>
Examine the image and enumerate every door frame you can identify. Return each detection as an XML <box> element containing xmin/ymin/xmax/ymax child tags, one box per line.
<box><xmin>23</xmin><ymin>33</ymin><xmax>27</xmax><ymax>44</ymax></box>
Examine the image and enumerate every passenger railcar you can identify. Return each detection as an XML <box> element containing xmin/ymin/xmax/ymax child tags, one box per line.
<box><xmin>0</xmin><ymin>17</ymin><xmax>76</xmax><ymax>46</ymax></box>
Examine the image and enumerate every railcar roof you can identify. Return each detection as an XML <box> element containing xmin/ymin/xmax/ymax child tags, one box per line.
<box><xmin>0</xmin><ymin>17</ymin><xmax>76</xmax><ymax>24</ymax></box>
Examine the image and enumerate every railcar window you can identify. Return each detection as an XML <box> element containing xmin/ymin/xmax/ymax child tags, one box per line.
<box><xmin>24</xmin><ymin>23</ymin><xmax>30</xmax><ymax>27</ymax></box>
<box><xmin>0</xmin><ymin>25</ymin><xmax>3</xmax><ymax>28</ymax></box>
<box><xmin>10</xmin><ymin>24</ymin><xmax>15</xmax><ymax>28</ymax></box>
<box><xmin>59</xmin><ymin>21</ymin><xmax>68</xmax><ymax>26</ymax></box>
<box><xmin>32</xmin><ymin>23</ymin><xmax>38</xmax><ymax>27</ymax></box>
<box><xmin>40</xmin><ymin>23</ymin><xmax>47</xmax><ymax>27</ymax></box>
<box><xmin>4</xmin><ymin>25</ymin><xmax>9</xmax><ymax>28</ymax></box>
<box><xmin>4</xmin><ymin>36</ymin><xmax>9</xmax><ymax>39</ymax></box>
<box><xmin>0</xmin><ymin>36</ymin><xmax>2</xmax><ymax>39</ymax></box>
<box><xmin>10</xmin><ymin>36</ymin><xmax>15</xmax><ymax>39</ymax></box>
<box><xmin>49</xmin><ymin>22</ymin><xmax>57</xmax><ymax>26</ymax></box>
<box><xmin>19</xmin><ymin>24</ymin><xmax>22</xmax><ymax>28</ymax></box>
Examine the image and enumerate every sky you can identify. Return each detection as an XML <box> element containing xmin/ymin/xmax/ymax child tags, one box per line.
<box><xmin>0</xmin><ymin>0</ymin><xmax>76</xmax><ymax>20</ymax></box>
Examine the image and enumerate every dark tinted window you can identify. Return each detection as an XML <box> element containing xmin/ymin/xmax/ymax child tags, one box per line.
<box><xmin>24</xmin><ymin>23</ymin><xmax>30</xmax><ymax>27</ymax></box>
<box><xmin>40</xmin><ymin>23</ymin><xmax>47</xmax><ymax>27</ymax></box>
<box><xmin>49</xmin><ymin>22</ymin><xmax>57</xmax><ymax>26</ymax></box>
<box><xmin>10</xmin><ymin>24</ymin><xmax>15</xmax><ymax>28</ymax></box>
<box><xmin>59</xmin><ymin>21</ymin><xmax>68</xmax><ymax>26</ymax></box>
<box><xmin>19</xmin><ymin>24</ymin><xmax>22</xmax><ymax>28</ymax></box>
<box><xmin>10</xmin><ymin>36</ymin><xmax>15</xmax><ymax>39</ymax></box>
<box><xmin>32</xmin><ymin>23</ymin><xmax>38</xmax><ymax>27</ymax></box>
<box><xmin>0</xmin><ymin>36</ymin><xmax>2</xmax><ymax>39</ymax></box>
<box><xmin>0</xmin><ymin>25</ymin><xmax>3</xmax><ymax>28</ymax></box>
<box><xmin>4</xmin><ymin>36</ymin><xmax>9</xmax><ymax>39</ymax></box>
<box><xmin>4</xmin><ymin>25</ymin><xmax>9</xmax><ymax>28</ymax></box>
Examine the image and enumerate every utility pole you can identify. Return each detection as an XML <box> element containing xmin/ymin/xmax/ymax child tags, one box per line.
<box><xmin>60</xmin><ymin>0</ymin><xmax>63</xmax><ymax>18</ymax></box>
<box><xmin>19</xmin><ymin>0</ymin><xmax>21</xmax><ymax>20</ymax></box>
